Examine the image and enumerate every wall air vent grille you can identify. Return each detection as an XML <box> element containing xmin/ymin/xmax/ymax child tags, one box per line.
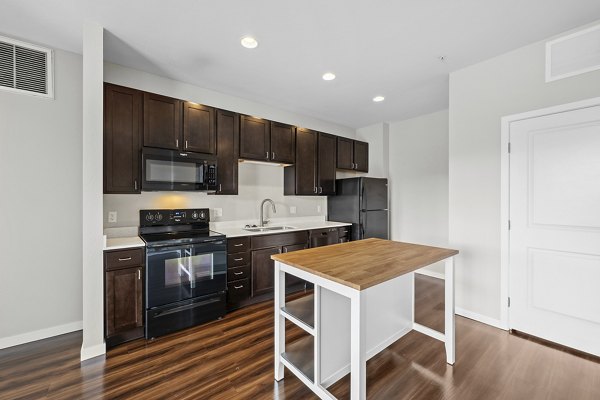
<box><xmin>0</xmin><ymin>35</ymin><xmax>53</xmax><ymax>98</ymax></box>
<box><xmin>546</xmin><ymin>23</ymin><xmax>600</xmax><ymax>82</ymax></box>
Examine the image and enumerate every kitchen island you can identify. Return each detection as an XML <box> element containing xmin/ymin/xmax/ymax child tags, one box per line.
<box><xmin>271</xmin><ymin>238</ymin><xmax>459</xmax><ymax>400</ymax></box>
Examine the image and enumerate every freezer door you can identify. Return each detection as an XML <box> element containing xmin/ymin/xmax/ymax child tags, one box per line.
<box><xmin>361</xmin><ymin>178</ymin><xmax>388</xmax><ymax>211</ymax></box>
<box><xmin>360</xmin><ymin>210</ymin><xmax>388</xmax><ymax>239</ymax></box>
<box><xmin>327</xmin><ymin>178</ymin><xmax>361</xmax><ymax>224</ymax></box>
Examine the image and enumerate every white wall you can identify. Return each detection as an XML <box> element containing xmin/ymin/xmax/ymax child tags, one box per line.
<box><xmin>0</xmin><ymin>49</ymin><xmax>83</xmax><ymax>348</ymax></box>
<box><xmin>355</xmin><ymin>123</ymin><xmax>389</xmax><ymax>178</ymax></box>
<box><xmin>389</xmin><ymin>110</ymin><xmax>449</xmax><ymax>276</ymax></box>
<box><xmin>449</xmin><ymin>21</ymin><xmax>600</xmax><ymax>321</ymax></box>
<box><xmin>105</xmin><ymin>163</ymin><xmax>327</xmax><ymax>228</ymax></box>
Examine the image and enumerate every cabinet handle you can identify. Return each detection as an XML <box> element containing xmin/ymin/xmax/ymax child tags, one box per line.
<box><xmin>319</xmin><ymin>187</ymin><xmax>323</xmax><ymax>194</ymax></box>
<box><xmin>134</xmin><ymin>180</ymin><xmax>138</xmax><ymax>191</ymax></box>
<box><xmin>355</xmin><ymin>163</ymin><xmax>358</xmax><ymax>169</ymax></box>
<box><xmin>234</xmin><ymin>285</ymin><xmax>244</xmax><ymax>289</ymax></box>
<box><xmin>234</xmin><ymin>258</ymin><xmax>244</xmax><ymax>261</ymax></box>
<box><xmin>185</xmin><ymin>140</ymin><xmax>188</xmax><ymax>149</ymax></box>
<box><xmin>176</xmin><ymin>139</ymin><xmax>179</xmax><ymax>148</ymax></box>
<box><xmin>314</xmin><ymin>187</ymin><xmax>317</xmax><ymax>193</ymax></box>
<box><xmin>118</xmin><ymin>257</ymin><xmax>132</xmax><ymax>261</ymax></box>
<box><xmin>351</xmin><ymin>162</ymin><xmax>355</xmax><ymax>169</ymax></box>
<box><xmin>266</xmin><ymin>151</ymin><xmax>269</xmax><ymax>159</ymax></box>
<box><xmin>234</xmin><ymin>243</ymin><xmax>244</xmax><ymax>247</ymax></box>
<box><xmin>272</xmin><ymin>152</ymin><xmax>276</xmax><ymax>160</ymax></box>
<box><xmin>219</xmin><ymin>184</ymin><xmax>222</xmax><ymax>193</ymax></box>
<box><xmin>138</xmin><ymin>270</ymin><xmax>141</xmax><ymax>280</ymax></box>
<box><xmin>234</xmin><ymin>271</ymin><xmax>244</xmax><ymax>275</ymax></box>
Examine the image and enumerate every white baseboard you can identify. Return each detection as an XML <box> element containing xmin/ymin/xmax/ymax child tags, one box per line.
<box><xmin>456</xmin><ymin>307</ymin><xmax>507</xmax><ymax>330</ymax></box>
<box><xmin>415</xmin><ymin>269</ymin><xmax>445</xmax><ymax>280</ymax></box>
<box><xmin>0</xmin><ymin>320</ymin><xmax>83</xmax><ymax>350</ymax></box>
<box><xmin>321</xmin><ymin>326</ymin><xmax>412</xmax><ymax>388</ymax></box>
<box><xmin>80</xmin><ymin>342</ymin><xmax>106</xmax><ymax>361</ymax></box>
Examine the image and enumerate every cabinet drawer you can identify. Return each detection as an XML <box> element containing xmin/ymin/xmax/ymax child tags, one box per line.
<box><xmin>227</xmin><ymin>278</ymin><xmax>250</xmax><ymax>303</ymax></box>
<box><xmin>105</xmin><ymin>248</ymin><xmax>144</xmax><ymax>271</ymax></box>
<box><xmin>251</xmin><ymin>231</ymin><xmax>308</xmax><ymax>250</ymax></box>
<box><xmin>228</xmin><ymin>265</ymin><xmax>250</xmax><ymax>281</ymax></box>
<box><xmin>227</xmin><ymin>236</ymin><xmax>250</xmax><ymax>253</ymax></box>
<box><xmin>227</xmin><ymin>252</ymin><xmax>250</xmax><ymax>268</ymax></box>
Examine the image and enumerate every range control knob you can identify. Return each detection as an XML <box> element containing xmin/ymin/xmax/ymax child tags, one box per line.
<box><xmin>155</xmin><ymin>213</ymin><xmax>163</xmax><ymax>222</ymax></box>
<box><xmin>192</xmin><ymin>211</ymin><xmax>199</xmax><ymax>219</ymax></box>
<box><xmin>145</xmin><ymin>214</ymin><xmax>154</xmax><ymax>222</ymax></box>
<box><xmin>200</xmin><ymin>211</ymin><xmax>206</xmax><ymax>219</ymax></box>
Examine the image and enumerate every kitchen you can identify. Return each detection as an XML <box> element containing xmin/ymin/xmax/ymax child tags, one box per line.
<box><xmin>2</xmin><ymin>1</ymin><xmax>600</xmax><ymax>399</ymax></box>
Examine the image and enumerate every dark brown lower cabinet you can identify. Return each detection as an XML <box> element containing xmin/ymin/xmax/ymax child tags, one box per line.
<box><xmin>104</xmin><ymin>249</ymin><xmax>144</xmax><ymax>348</ymax></box>
<box><xmin>251</xmin><ymin>247</ymin><xmax>281</xmax><ymax>297</ymax></box>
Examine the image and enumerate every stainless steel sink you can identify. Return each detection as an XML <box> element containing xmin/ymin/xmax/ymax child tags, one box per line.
<box><xmin>243</xmin><ymin>226</ymin><xmax>297</xmax><ymax>232</ymax></box>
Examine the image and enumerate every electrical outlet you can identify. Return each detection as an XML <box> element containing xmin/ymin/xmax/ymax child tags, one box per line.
<box><xmin>317</xmin><ymin>205</ymin><xmax>322</xmax><ymax>213</ymax></box>
<box><xmin>214</xmin><ymin>208</ymin><xmax>223</xmax><ymax>217</ymax></box>
<box><xmin>289</xmin><ymin>206</ymin><xmax>297</xmax><ymax>214</ymax></box>
<box><xmin>108</xmin><ymin>211</ymin><xmax>117</xmax><ymax>223</ymax></box>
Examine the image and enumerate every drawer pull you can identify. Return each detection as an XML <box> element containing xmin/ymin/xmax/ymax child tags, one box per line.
<box><xmin>118</xmin><ymin>257</ymin><xmax>132</xmax><ymax>261</ymax></box>
<box><xmin>234</xmin><ymin>243</ymin><xmax>244</xmax><ymax>247</ymax></box>
<box><xmin>234</xmin><ymin>272</ymin><xmax>244</xmax><ymax>275</ymax></box>
<box><xmin>234</xmin><ymin>285</ymin><xmax>244</xmax><ymax>289</ymax></box>
<box><xmin>234</xmin><ymin>257</ymin><xmax>244</xmax><ymax>261</ymax></box>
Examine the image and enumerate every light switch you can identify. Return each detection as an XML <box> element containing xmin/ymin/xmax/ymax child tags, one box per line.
<box><xmin>317</xmin><ymin>205</ymin><xmax>322</xmax><ymax>213</ymax></box>
<box><xmin>108</xmin><ymin>211</ymin><xmax>117</xmax><ymax>223</ymax></box>
<box><xmin>214</xmin><ymin>208</ymin><xmax>223</xmax><ymax>217</ymax></box>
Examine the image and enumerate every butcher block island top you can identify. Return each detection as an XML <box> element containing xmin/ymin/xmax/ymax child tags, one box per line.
<box><xmin>271</xmin><ymin>238</ymin><xmax>459</xmax><ymax>291</ymax></box>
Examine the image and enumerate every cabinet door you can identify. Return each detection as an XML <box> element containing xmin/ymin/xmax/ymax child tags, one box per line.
<box><xmin>317</xmin><ymin>132</ymin><xmax>337</xmax><ymax>195</ymax></box>
<box><xmin>353</xmin><ymin>140</ymin><xmax>369</xmax><ymax>172</ymax></box>
<box><xmin>251</xmin><ymin>247</ymin><xmax>281</xmax><ymax>297</ymax></box>
<box><xmin>294</xmin><ymin>128</ymin><xmax>318</xmax><ymax>195</ymax></box>
<box><xmin>104</xmin><ymin>84</ymin><xmax>142</xmax><ymax>194</ymax></box>
<box><xmin>336</xmin><ymin>136</ymin><xmax>354</xmax><ymax>170</ymax></box>
<box><xmin>143</xmin><ymin>92</ymin><xmax>182</xmax><ymax>150</ymax></box>
<box><xmin>239</xmin><ymin>115</ymin><xmax>270</xmax><ymax>161</ymax></box>
<box><xmin>216</xmin><ymin>110</ymin><xmax>239</xmax><ymax>195</ymax></box>
<box><xmin>282</xmin><ymin>243</ymin><xmax>308</xmax><ymax>288</ymax></box>
<box><xmin>270</xmin><ymin>122</ymin><xmax>295</xmax><ymax>164</ymax></box>
<box><xmin>183</xmin><ymin>102</ymin><xmax>216</xmax><ymax>154</ymax></box>
<box><xmin>105</xmin><ymin>266</ymin><xmax>143</xmax><ymax>337</ymax></box>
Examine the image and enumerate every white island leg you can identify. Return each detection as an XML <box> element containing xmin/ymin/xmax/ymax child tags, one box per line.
<box><xmin>274</xmin><ymin>261</ymin><xmax>285</xmax><ymax>381</ymax></box>
<box><xmin>444</xmin><ymin>256</ymin><xmax>455</xmax><ymax>365</ymax></box>
<box><xmin>350</xmin><ymin>290</ymin><xmax>367</xmax><ymax>400</ymax></box>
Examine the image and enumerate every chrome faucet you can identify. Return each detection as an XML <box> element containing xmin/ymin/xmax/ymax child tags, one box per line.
<box><xmin>259</xmin><ymin>199</ymin><xmax>276</xmax><ymax>227</ymax></box>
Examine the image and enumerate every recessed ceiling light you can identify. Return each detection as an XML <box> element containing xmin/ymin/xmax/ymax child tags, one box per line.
<box><xmin>240</xmin><ymin>36</ymin><xmax>258</xmax><ymax>49</ymax></box>
<box><xmin>322</xmin><ymin>72</ymin><xmax>336</xmax><ymax>81</ymax></box>
<box><xmin>373</xmin><ymin>96</ymin><xmax>385</xmax><ymax>102</ymax></box>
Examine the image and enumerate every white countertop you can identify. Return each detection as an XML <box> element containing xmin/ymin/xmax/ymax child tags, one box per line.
<box><xmin>104</xmin><ymin>236</ymin><xmax>145</xmax><ymax>251</ymax></box>
<box><xmin>103</xmin><ymin>227</ymin><xmax>145</xmax><ymax>251</ymax></box>
<box><xmin>210</xmin><ymin>216</ymin><xmax>351</xmax><ymax>238</ymax></box>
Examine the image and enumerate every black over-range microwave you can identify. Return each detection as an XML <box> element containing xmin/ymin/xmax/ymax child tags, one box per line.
<box><xmin>142</xmin><ymin>147</ymin><xmax>217</xmax><ymax>191</ymax></box>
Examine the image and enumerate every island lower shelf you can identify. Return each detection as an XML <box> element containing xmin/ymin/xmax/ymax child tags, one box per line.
<box><xmin>281</xmin><ymin>335</ymin><xmax>314</xmax><ymax>382</ymax></box>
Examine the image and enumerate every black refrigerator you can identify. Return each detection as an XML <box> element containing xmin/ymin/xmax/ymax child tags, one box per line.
<box><xmin>327</xmin><ymin>177</ymin><xmax>388</xmax><ymax>240</ymax></box>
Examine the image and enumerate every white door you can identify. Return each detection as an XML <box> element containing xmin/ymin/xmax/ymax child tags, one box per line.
<box><xmin>509</xmin><ymin>105</ymin><xmax>600</xmax><ymax>356</ymax></box>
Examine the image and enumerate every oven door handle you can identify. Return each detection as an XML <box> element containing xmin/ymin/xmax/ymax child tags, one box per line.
<box><xmin>152</xmin><ymin>297</ymin><xmax>222</xmax><ymax>318</ymax></box>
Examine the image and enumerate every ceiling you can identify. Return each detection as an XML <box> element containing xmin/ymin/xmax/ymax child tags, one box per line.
<box><xmin>1</xmin><ymin>1</ymin><xmax>600</xmax><ymax>128</ymax></box>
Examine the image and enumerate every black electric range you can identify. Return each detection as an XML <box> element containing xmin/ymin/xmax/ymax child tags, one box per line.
<box><xmin>139</xmin><ymin>209</ymin><xmax>227</xmax><ymax>339</ymax></box>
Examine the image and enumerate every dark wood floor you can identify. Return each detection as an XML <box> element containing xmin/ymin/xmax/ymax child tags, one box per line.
<box><xmin>2</xmin><ymin>275</ymin><xmax>599</xmax><ymax>399</ymax></box>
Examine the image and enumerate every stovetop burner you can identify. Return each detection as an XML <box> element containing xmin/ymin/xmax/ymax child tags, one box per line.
<box><xmin>139</xmin><ymin>208</ymin><xmax>225</xmax><ymax>247</ymax></box>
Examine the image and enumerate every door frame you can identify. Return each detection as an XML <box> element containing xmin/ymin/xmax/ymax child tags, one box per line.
<box><xmin>500</xmin><ymin>95</ymin><xmax>600</xmax><ymax>330</ymax></box>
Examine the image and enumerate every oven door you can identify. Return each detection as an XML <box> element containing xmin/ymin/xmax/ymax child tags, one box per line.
<box><xmin>146</xmin><ymin>240</ymin><xmax>226</xmax><ymax>308</ymax></box>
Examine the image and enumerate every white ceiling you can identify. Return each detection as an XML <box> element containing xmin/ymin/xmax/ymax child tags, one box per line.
<box><xmin>2</xmin><ymin>1</ymin><xmax>600</xmax><ymax>128</ymax></box>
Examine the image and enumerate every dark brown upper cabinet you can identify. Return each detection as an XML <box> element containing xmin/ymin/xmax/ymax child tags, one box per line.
<box><xmin>270</xmin><ymin>122</ymin><xmax>296</xmax><ymax>164</ymax></box>
<box><xmin>353</xmin><ymin>140</ymin><xmax>369</xmax><ymax>172</ymax></box>
<box><xmin>317</xmin><ymin>132</ymin><xmax>337</xmax><ymax>195</ymax></box>
<box><xmin>215</xmin><ymin>109</ymin><xmax>239</xmax><ymax>195</ymax></box>
<box><xmin>284</xmin><ymin>128</ymin><xmax>318</xmax><ymax>195</ymax></box>
<box><xmin>336</xmin><ymin>137</ymin><xmax>369</xmax><ymax>173</ymax></box>
<box><xmin>183</xmin><ymin>102</ymin><xmax>216</xmax><ymax>155</ymax></box>
<box><xmin>239</xmin><ymin>115</ymin><xmax>271</xmax><ymax>161</ymax></box>
<box><xmin>336</xmin><ymin>136</ymin><xmax>354</xmax><ymax>170</ymax></box>
<box><xmin>143</xmin><ymin>92</ymin><xmax>182</xmax><ymax>150</ymax></box>
<box><xmin>104</xmin><ymin>83</ymin><xmax>142</xmax><ymax>194</ymax></box>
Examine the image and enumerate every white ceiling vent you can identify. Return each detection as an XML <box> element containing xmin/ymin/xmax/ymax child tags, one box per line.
<box><xmin>546</xmin><ymin>24</ymin><xmax>600</xmax><ymax>82</ymax></box>
<box><xmin>0</xmin><ymin>35</ymin><xmax>53</xmax><ymax>98</ymax></box>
